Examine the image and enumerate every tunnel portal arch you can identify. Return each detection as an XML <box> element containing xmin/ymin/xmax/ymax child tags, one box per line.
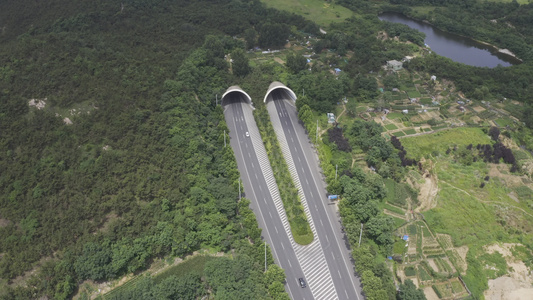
<box><xmin>263</xmin><ymin>81</ymin><xmax>297</xmax><ymax>103</ymax></box>
<box><xmin>221</xmin><ymin>86</ymin><xmax>252</xmax><ymax>106</ymax></box>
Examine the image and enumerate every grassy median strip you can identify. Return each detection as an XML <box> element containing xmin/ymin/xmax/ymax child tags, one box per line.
<box><xmin>254</xmin><ymin>106</ymin><xmax>314</xmax><ymax>245</ymax></box>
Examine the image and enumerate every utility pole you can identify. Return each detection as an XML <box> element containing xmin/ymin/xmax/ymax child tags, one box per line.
<box><xmin>224</xmin><ymin>130</ymin><xmax>226</xmax><ymax>147</ymax></box>
<box><xmin>239</xmin><ymin>181</ymin><xmax>241</xmax><ymax>200</ymax></box>
<box><xmin>316</xmin><ymin>119</ymin><xmax>318</xmax><ymax>144</ymax></box>
<box><xmin>335</xmin><ymin>164</ymin><xmax>338</xmax><ymax>180</ymax></box>
<box><xmin>216</xmin><ymin>94</ymin><xmax>218</xmax><ymax>106</ymax></box>
<box><xmin>358</xmin><ymin>223</ymin><xmax>363</xmax><ymax>247</ymax></box>
<box><xmin>265</xmin><ymin>242</ymin><xmax>267</xmax><ymax>272</ymax></box>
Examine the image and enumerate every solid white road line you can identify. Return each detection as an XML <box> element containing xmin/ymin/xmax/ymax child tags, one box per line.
<box><xmin>285</xmin><ymin>99</ymin><xmax>361</xmax><ymax>300</ymax></box>
<box><xmin>229</xmin><ymin>105</ymin><xmax>296</xmax><ymax>300</ymax></box>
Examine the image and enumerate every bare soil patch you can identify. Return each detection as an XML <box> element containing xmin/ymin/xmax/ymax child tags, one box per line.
<box><xmin>0</xmin><ymin>218</ymin><xmax>10</xmax><ymax>227</ymax></box>
<box><xmin>274</xmin><ymin>57</ymin><xmax>285</xmax><ymax>64</ymax></box>
<box><xmin>473</xmin><ymin>106</ymin><xmax>486</xmax><ymax>113</ymax></box>
<box><xmin>485</xmin><ymin>276</ymin><xmax>533</xmax><ymax>300</ymax></box>
<box><xmin>488</xmin><ymin>164</ymin><xmax>526</xmax><ymax>188</ymax></box>
<box><xmin>409</xmin><ymin>115</ymin><xmax>424</xmax><ymax>122</ymax></box>
<box><xmin>483</xmin><ymin>243</ymin><xmax>533</xmax><ymax>300</ymax></box>
<box><xmin>500</xmin><ymin>135</ymin><xmax>519</xmax><ymax>150</ymax></box>
<box><xmin>427</xmin><ymin>259</ymin><xmax>439</xmax><ymax>273</ymax></box>
<box><xmin>455</xmin><ymin>246</ymin><xmax>469</xmax><ymax>273</ymax></box>
<box><xmin>423</xmin><ymin>286</ymin><xmax>441</xmax><ymax>300</ymax></box>
<box><xmin>448</xmin><ymin>106</ymin><xmax>459</xmax><ymax>114</ymax></box>
<box><xmin>415</xmin><ymin>172</ymin><xmax>439</xmax><ymax>212</ymax></box>
<box><xmin>428</xmin><ymin>111</ymin><xmax>442</xmax><ymax>120</ymax></box>
<box><xmin>471</xmin><ymin>115</ymin><xmax>482</xmax><ymax>124</ymax></box>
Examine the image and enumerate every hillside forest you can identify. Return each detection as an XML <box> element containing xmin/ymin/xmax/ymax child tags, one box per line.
<box><xmin>1</xmin><ymin>0</ymin><xmax>533</xmax><ymax>299</ymax></box>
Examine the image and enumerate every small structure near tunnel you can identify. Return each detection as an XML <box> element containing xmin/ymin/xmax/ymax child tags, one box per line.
<box><xmin>386</xmin><ymin>60</ymin><xmax>403</xmax><ymax>71</ymax></box>
<box><xmin>327</xmin><ymin>113</ymin><xmax>335</xmax><ymax>123</ymax></box>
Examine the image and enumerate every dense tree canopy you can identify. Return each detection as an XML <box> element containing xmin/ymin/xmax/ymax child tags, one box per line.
<box><xmin>286</xmin><ymin>53</ymin><xmax>308</xmax><ymax>74</ymax></box>
<box><xmin>232</xmin><ymin>48</ymin><xmax>251</xmax><ymax>77</ymax></box>
<box><xmin>0</xmin><ymin>0</ymin><xmax>318</xmax><ymax>298</ymax></box>
<box><xmin>397</xmin><ymin>279</ymin><xmax>427</xmax><ymax>300</ymax></box>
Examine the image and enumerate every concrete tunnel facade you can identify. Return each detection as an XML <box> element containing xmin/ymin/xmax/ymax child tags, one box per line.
<box><xmin>263</xmin><ymin>81</ymin><xmax>297</xmax><ymax>103</ymax></box>
<box><xmin>221</xmin><ymin>85</ymin><xmax>252</xmax><ymax>106</ymax></box>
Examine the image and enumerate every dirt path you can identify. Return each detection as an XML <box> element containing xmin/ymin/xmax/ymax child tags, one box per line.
<box><xmin>384</xmin><ymin>209</ymin><xmax>407</xmax><ymax>220</ymax></box>
<box><xmin>336</xmin><ymin>103</ymin><xmax>347</xmax><ymax>123</ymax></box>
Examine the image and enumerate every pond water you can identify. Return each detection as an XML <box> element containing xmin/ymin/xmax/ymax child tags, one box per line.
<box><xmin>379</xmin><ymin>12</ymin><xmax>521</xmax><ymax>68</ymax></box>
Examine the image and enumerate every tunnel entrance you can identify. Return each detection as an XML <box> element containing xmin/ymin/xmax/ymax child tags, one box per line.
<box><xmin>263</xmin><ymin>81</ymin><xmax>297</xmax><ymax>103</ymax></box>
<box><xmin>221</xmin><ymin>86</ymin><xmax>252</xmax><ymax>106</ymax></box>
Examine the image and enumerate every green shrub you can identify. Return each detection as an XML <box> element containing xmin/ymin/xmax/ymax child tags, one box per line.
<box><xmin>407</xmin><ymin>91</ymin><xmax>421</xmax><ymax>98</ymax></box>
<box><xmin>463</xmin><ymin>249</ymin><xmax>489</xmax><ymax>297</ymax></box>
<box><xmin>408</xmin><ymin>224</ymin><xmax>417</xmax><ymax>236</ymax></box>
<box><xmin>478</xmin><ymin>252</ymin><xmax>507</xmax><ymax>279</ymax></box>
<box><xmin>512</xmin><ymin>149</ymin><xmax>531</xmax><ymax>161</ymax></box>
<box><xmin>515</xmin><ymin>186</ymin><xmax>533</xmax><ymax>199</ymax></box>
<box><xmin>384</xmin><ymin>203</ymin><xmax>406</xmax><ymax>215</ymax></box>
<box><xmin>418</xmin><ymin>265</ymin><xmax>432</xmax><ymax>281</ymax></box>
<box><xmin>393</xmin><ymin>131</ymin><xmax>406</xmax><ymax>137</ymax></box>
<box><xmin>432</xmin><ymin>285</ymin><xmax>442</xmax><ymax>298</ymax></box>
<box><xmin>393</xmin><ymin>183</ymin><xmax>409</xmax><ymax>208</ymax></box>
<box><xmin>451</xmin><ymin>280</ymin><xmax>465</xmax><ymax>293</ymax></box>
<box><xmin>393</xmin><ymin>240</ymin><xmax>407</xmax><ymax>255</ymax></box>
<box><xmin>420</xmin><ymin>98</ymin><xmax>432</xmax><ymax>105</ymax></box>
<box><xmin>385</xmin><ymin>124</ymin><xmax>398</xmax><ymax>130</ymax></box>
<box><xmin>404</xmin><ymin>266</ymin><xmax>416</xmax><ymax>276</ymax></box>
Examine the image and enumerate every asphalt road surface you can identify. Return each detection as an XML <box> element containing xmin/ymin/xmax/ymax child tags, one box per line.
<box><xmin>223</xmin><ymin>94</ymin><xmax>314</xmax><ymax>300</ymax></box>
<box><xmin>268</xmin><ymin>89</ymin><xmax>364</xmax><ymax>300</ymax></box>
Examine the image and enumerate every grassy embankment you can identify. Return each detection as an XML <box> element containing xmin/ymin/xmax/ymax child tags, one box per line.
<box><xmin>401</xmin><ymin>127</ymin><xmax>492</xmax><ymax>159</ymax></box>
<box><xmin>261</xmin><ymin>0</ymin><xmax>354</xmax><ymax>26</ymax></box>
<box><xmin>103</xmin><ymin>255</ymin><xmax>216</xmax><ymax>299</ymax></box>
<box><xmin>401</xmin><ymin>127</ymin><xmax>533</xmax><ymax>295</ymax></box>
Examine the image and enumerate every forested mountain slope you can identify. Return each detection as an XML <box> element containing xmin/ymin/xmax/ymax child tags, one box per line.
<box><xmin>0</xmin><ymin>0</ymin><xmax>317</xmax><ymax>298</ymax></box>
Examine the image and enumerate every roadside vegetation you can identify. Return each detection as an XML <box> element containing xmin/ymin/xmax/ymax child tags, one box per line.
<box><xmin>254</xmin><ymin>106</ymin><xmax>314</xmax><ymax>245</ymax></box>
<box><xmin>269</xmin><ymin>1</ymin><xmax>533</xmax><ymax>299</ymax></box>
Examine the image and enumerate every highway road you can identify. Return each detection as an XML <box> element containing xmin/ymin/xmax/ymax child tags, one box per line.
<box><xmin>267</xmin><ymin>89</ymin><xmax>364</xmax><ymax>300</ymax></box>
<box><xmin>223</xmin><ymin>94</ymin><xmax>314</xmax><ymax>300</ymax></box>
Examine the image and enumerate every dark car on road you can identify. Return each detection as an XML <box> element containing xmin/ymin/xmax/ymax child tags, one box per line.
<box><xmin>298</xmin><ymin>278</ymin><xmax>306</xmax><ymax>288</ymax></box>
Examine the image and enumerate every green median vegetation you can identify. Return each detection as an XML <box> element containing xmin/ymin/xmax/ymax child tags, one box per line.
<box><xmin>254</xmin><ymin>106</ymin><xmax>314</xmax><ymax>245</ymax></box>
